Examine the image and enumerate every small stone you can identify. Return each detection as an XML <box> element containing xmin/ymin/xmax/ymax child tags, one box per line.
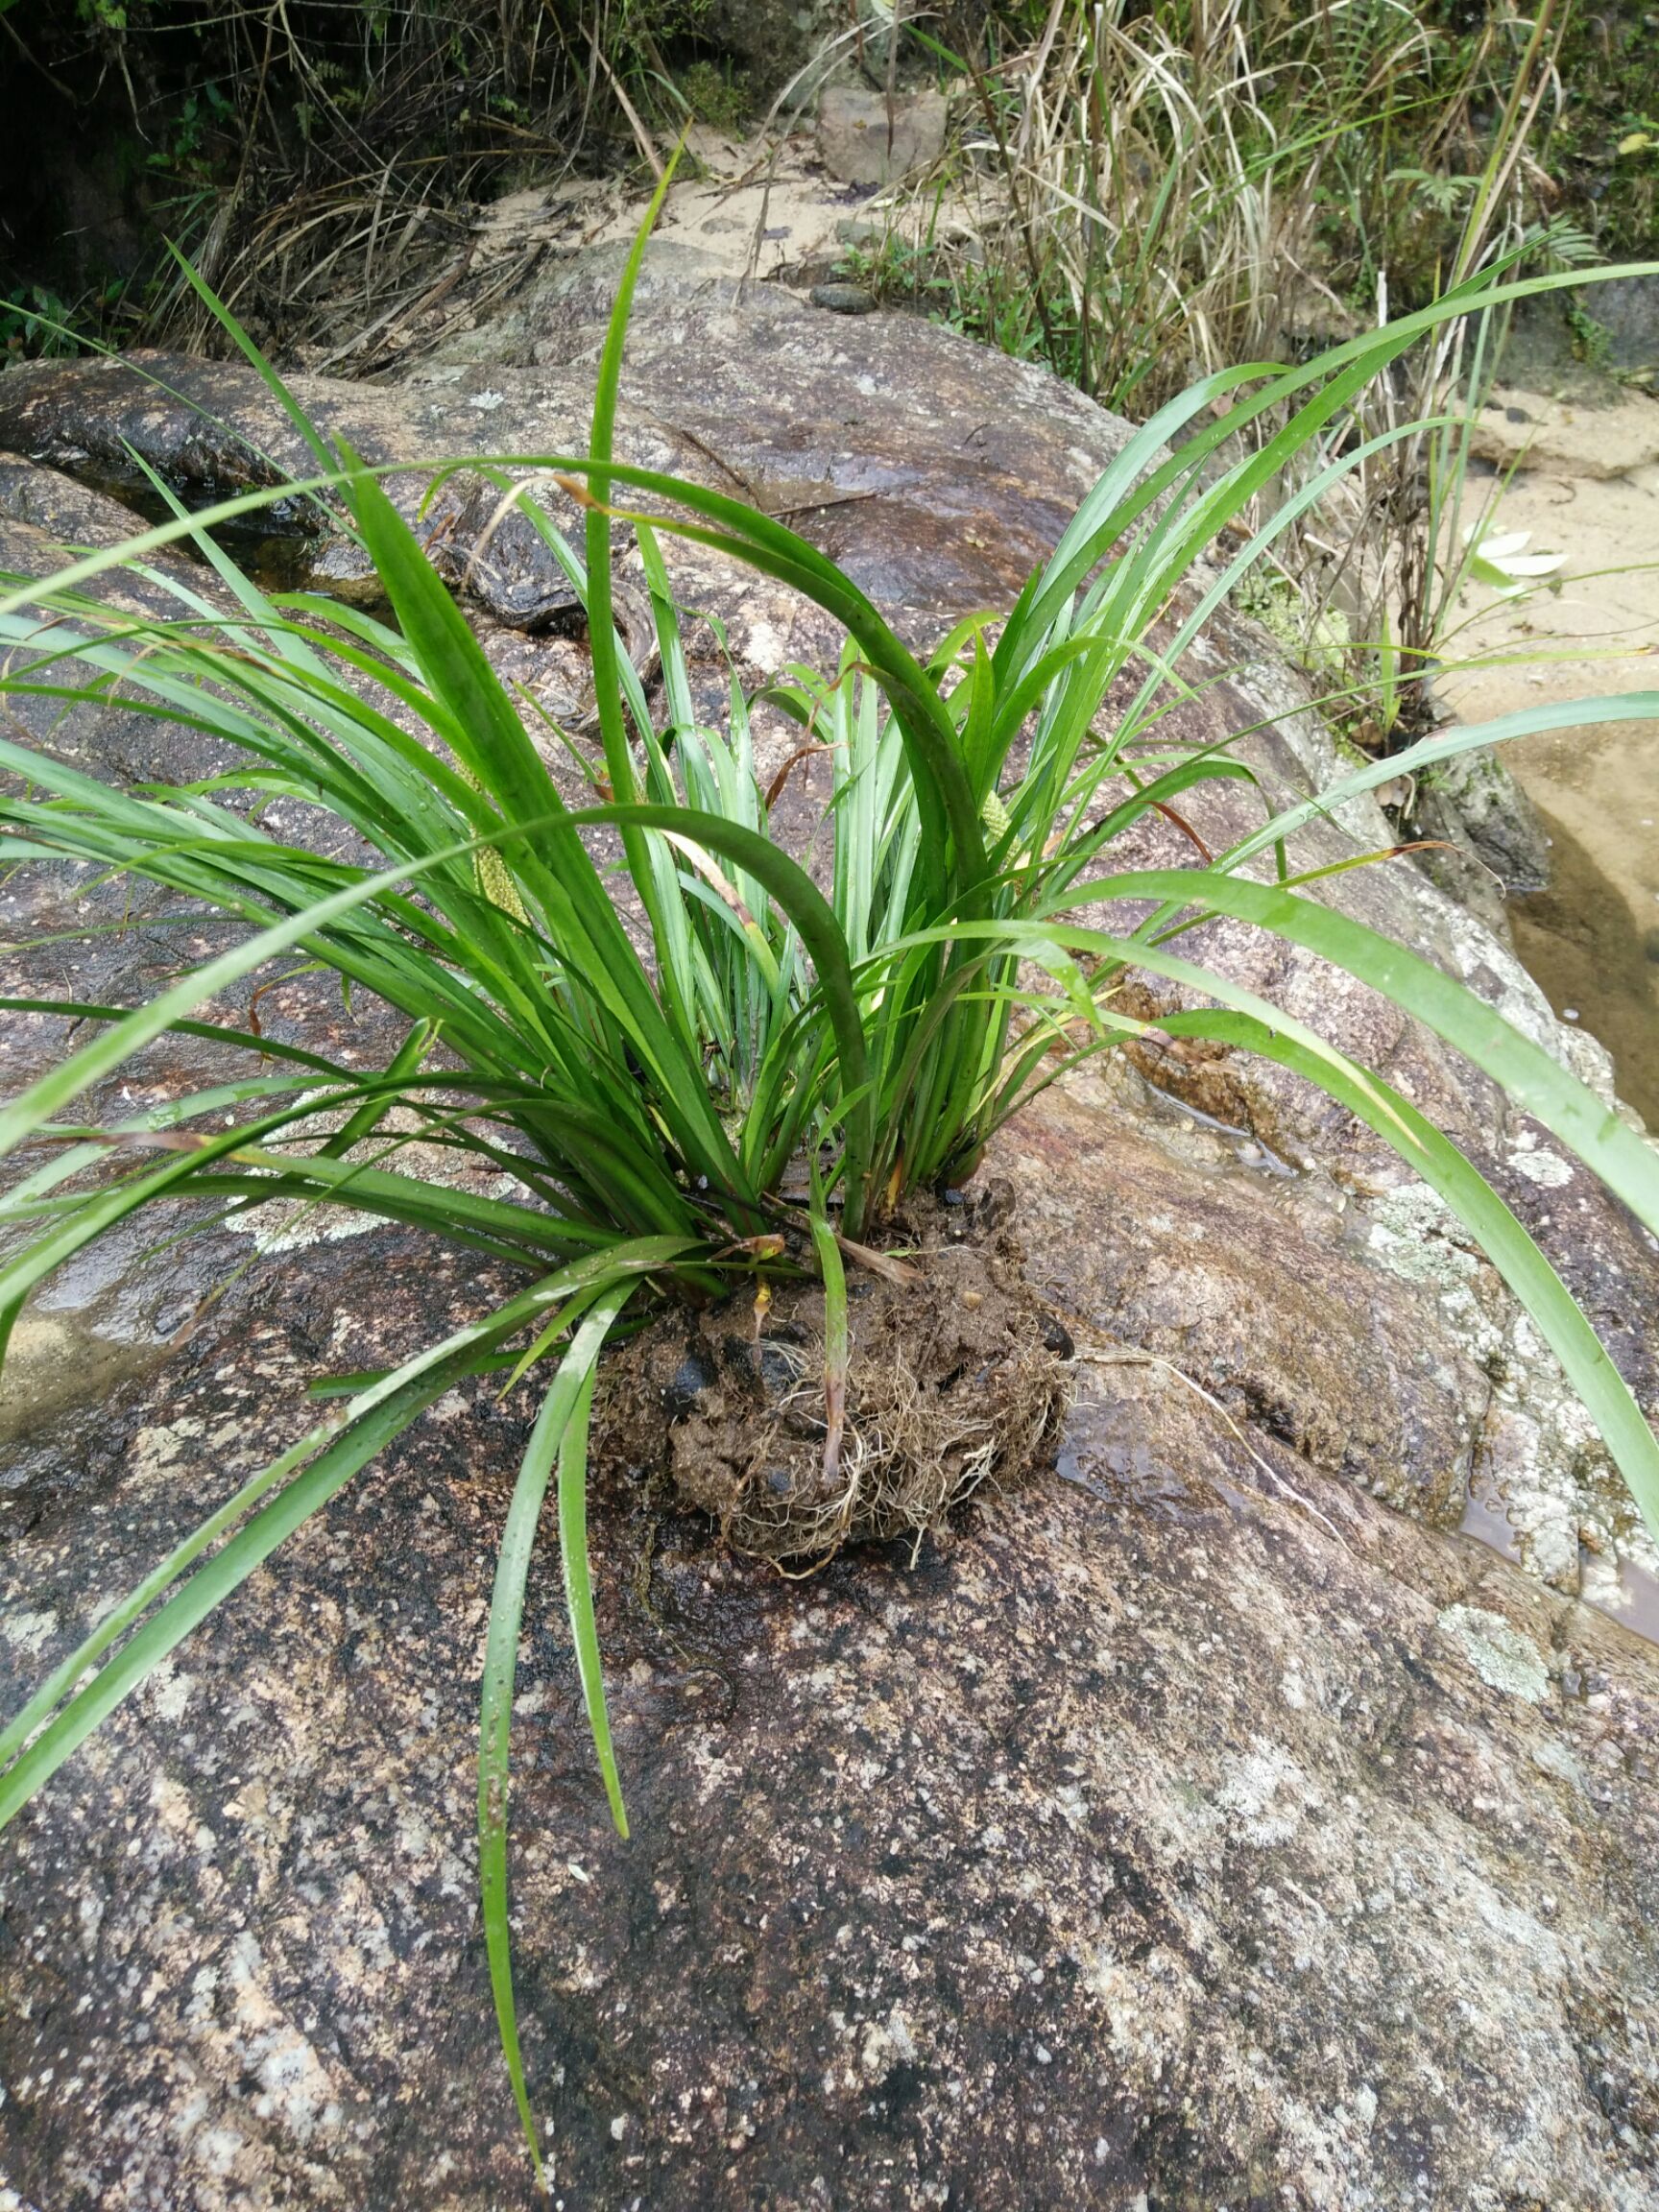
<box><xmin>755</xmin><ymin>1338</ymin><xmax>803</xmax><ymax>1401</ymax></box>
<box><xmin>1039</xmin><ymin>1313</ymin><xmax>1074</xmax><ymax>1359</ymax></box>
<box><xmin>817</xmin><ymin>84</ymin><xmax>948</xmax><ymax>186</ymax></box>
<box><xmin>977</xmin><ymin>1176</ymin><xmax>1017</xmax><ymax>1228</ymax></box>
<box><xmin>808</xmin><ymin>282</ymin><xmax>877</xmax><ymax>317</ymax></box>
<box><xmin>664</xmin><ymin>1347</ymin><xmax>719</xmax><ymax>1418</ymax></box>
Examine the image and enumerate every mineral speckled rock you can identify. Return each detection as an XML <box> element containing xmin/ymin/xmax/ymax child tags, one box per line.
<box><xmin>4</xmin><ymin>1149</ymin><xmax>1659</xmax><ymax>2210</ymax></box>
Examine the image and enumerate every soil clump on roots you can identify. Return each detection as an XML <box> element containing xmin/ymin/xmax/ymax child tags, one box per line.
<box><xmin>596</xmin><ymin>1186</ymin><xmax>1073</xmax><ymax>1567</ymax></box>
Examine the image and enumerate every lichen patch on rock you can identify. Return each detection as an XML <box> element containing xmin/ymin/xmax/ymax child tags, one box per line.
<box><xmin>1436</xmin><ymin>1602</ymin><xmax>1552</xmax><ymax>1702</ymax></box>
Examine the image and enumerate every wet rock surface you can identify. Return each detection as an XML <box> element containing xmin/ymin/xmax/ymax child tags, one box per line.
<box><xmin>0</xmin><ymin>260</ymin><xmax>1131</xmax><ymax>624</ymax></box>
<box><xmin>1407</xmin><ymin>742</ymin><xmax>1553</xmax><ymax>943</ymax></box>
<box><xmin>4</xmin><ymin>265</ymin><xmax>1659</xmax><ymax>2208</ymax></box>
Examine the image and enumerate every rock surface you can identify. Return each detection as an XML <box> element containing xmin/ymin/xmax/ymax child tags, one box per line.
<box><xmin>4</xmin><ymin>1088</ymin><xmax>1659</xmax><ymax>2211</ymax></box>
<box><xmin>817</xmin><ymin>83</ymin><xmax>949</xmax><ymax>185</ymax></box>
<box><xmin>1470</xmin><ymin>383</ymin><xmax>1659</xmax><ymax>479</ymax></box>
<box><xmin>4</xmin><ymin>260</ymin><xmax>1659</xmax><ymax>2210</ymax></box>
<box><xmin>1596</xmin><ymin>276</ymin><xmax>1659</xmax><ymax>379</ymax></box>
<box><xmin>707</xmin><ymin>0</ymin><xmax>854</xmax><ymax>95</ymax></box>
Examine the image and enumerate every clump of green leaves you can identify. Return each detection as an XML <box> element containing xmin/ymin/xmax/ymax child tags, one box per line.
<box><xmin>674</xmin><ymin>58</ymin><xmax>752</xmax><ymax>132</ymax></box>
<box><xmin>0</xmin><ymin>282</ymin><xmax>79</xmax><ymax>362</ymax></box>
<box><xmin>1</xmin><ymin>191</ymin><xmax>1658</xmax><ymax>2180</ymax></box>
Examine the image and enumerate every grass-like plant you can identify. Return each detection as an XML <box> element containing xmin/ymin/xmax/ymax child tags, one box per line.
<box><xmin>1</xmin><ymin>185</ymin><xmax>1657</xmax><ymax>2176</ymax></box>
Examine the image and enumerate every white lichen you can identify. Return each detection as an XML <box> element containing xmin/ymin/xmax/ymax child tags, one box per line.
<box><xmin>1435</xmin><ymin>1604</ymin><xmax>1550</xmax><ymax>1703</ymax></box>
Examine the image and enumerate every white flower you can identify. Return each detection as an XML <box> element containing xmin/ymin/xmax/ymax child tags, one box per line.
<box><xmin>1463</xmin><ymin>525</ymin><xmax>1566</xmax><ymax>597</ymax></box>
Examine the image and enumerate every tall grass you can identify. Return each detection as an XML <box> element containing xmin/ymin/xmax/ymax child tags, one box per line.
<box><xmin>877</xmin><ymin>0</ymin><xmax>1563</xmax><ymax>411</ymax></box>
<box><xmin>866</xmin><ymin>0</ymin><xmax>1576</xmax><ymax>734</ymax></box>
<box><xmin>1</xmin><ymin>202</ymin><xmax>1657</xmax><ymax>2175</ymax></box>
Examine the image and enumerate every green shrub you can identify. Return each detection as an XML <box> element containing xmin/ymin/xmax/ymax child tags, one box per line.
<box><xmin>675</xmin><ymin>58</ymin><xmax>752</xmax><ymax>132</ymax></box>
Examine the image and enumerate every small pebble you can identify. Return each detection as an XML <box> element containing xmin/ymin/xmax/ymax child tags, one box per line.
<box><xmin>809</xmin><ymin>282</ymin><xmax>878</xmax><ymax>315</ymax></box>
<box><xmin>1040</xmin><ymin>1313</ymin><xmax>1075</xmax><ymax>1358</ymax></box>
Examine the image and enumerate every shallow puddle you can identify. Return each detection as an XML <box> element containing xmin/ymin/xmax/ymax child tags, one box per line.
<box><xmin>0</xmin><ymin>1312</ymin><xmax>174</xmax><ymax>1452</ymax></box>
<box><xmin>1458</xmin><ymin>1473</ymin><xmax>1524</xmax><ymax>1567</ymax></box>
<box><xmin>74</xmin><ymin>462</ymin><xmax>322</xmax><ymax>592</ymax></box>
<box><xmin>1435</xmin><ymin>446</ymin><xmax>1659</xmax><ymax>1125</ymax></box>
<box><xmin>1587</xmin><ymin>1555</ymin><xmax>1659</xmax><ymax>1647</ymax></box>
<box><xmin>1510</xmin><ymin>804</ymin><xmax>1659</xmax><ymax>1126</ymax></box>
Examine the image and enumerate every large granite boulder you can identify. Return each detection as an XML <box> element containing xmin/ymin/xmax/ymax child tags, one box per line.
<box><xmin>2</xmin><ymin>265</ymin><xmax>1659</xmax><ymax>2209</ymax></box>
<box><xmin>4</xmin><ymin>1082</ymin><xmax>1659</xmax><ymax>2210</ymax></box>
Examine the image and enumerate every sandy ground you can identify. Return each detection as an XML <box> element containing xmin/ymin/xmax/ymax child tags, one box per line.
<box><xmin>282</xmin><ymin>125</ymin><xmax>895</xmax><ymax>378</ymax></box>
<box><xmin>1438</xmin><ymin>387</ymin><xmax>1659</xmax><ymax>1121</ymax></box>
<box><xmin>463</xmin><ymin>123</ymin><xmax>876</xmax><ymax>290</ymax></box>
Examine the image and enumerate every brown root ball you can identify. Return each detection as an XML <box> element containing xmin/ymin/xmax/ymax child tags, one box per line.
<box><xmin>595</xmin><ymin>1190</ymin><xmax>1072</xmax><ymax>1567</ymax></box>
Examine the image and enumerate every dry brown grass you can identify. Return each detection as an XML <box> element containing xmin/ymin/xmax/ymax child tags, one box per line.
<box><xmin>859</xmin><ymin>0</ymin><xmax>1575</xmax><ymax>737</ymax></box>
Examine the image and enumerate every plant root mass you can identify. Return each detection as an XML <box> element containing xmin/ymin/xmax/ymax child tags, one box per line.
<box><xmin>597</xmin><ymin>1188</ymin><xmax>1073</xmax><ymax>1567</ymax></box>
